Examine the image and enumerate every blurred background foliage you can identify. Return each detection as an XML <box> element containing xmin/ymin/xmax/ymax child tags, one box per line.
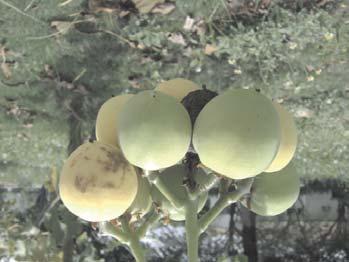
<box><xmin>0</xmin><ymin>0</ymin><xmax>348</xmax><ymax>261</ymax></box>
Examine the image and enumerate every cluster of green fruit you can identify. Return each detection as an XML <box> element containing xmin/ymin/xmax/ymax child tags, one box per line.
<box><xmin>59</xmin><ymin>78</ymin><xmax>300</xmax><ymax>224</ymax></box>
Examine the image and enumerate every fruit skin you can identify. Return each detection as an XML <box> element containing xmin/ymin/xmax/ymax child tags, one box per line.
<box><xmin>95</xmin><ymin>94</ymin><xmax>133</xmax><ymax>147</ymax></box>
<box><xmin>118</xmin><ymin>90</ymin><xmax>192</xmax><ymax>170</ymax></box>
<box><xmin>265</xmin><ymin>102</ymin><xmax>297</xmax><ymax>173</ymax></box>
<box><xmin>193</xmin><ymin>89</ymin><xmax>281</xmax><ymax>179</ymax></box>
<box><xmin>151</xmin><ymin>187</ymin><xmax>207</xmax><ymax>221</ymax></box>
<box><xmin>127</xmin><ymin>173</ymin><xmax>152</xmax><ymax>218</ymax></box>
<box><xmin>59</xmin><ymin>142</ymin><xmax>138</xmax><ymax>222</ymax></box>
<box><xmin>155</xmin><ymin>78</ymin><xmax>200</xmax><ymax>101</ymax></box>
<box><xmin>242</xmin><ymin>162</ymin><xmax>300</xmax><ymax>216</ymax></box>
<box><xmin>151</xmin><ymin>164</ymin><xmax>210</xmax><ymax>221</ymax></box>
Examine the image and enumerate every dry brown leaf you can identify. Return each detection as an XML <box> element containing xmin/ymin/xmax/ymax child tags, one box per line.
<box><xmin>133</xmin><ymin>0</ymin><xmax>164</xmax><ymax>14</ymax></box>
<box><xmin>151</xmin><ymin>3</ymin><xmax>175</xmax><ymax>14</ymax></box>
<box><xmin>168</xmin><ymin>33</ymin><xmax>186</xmax><ymax>46</ymax></box>
<box><xmin>204</xmin><ymin>44</ymin><xmax>218</xmax><ymax>55</ymax></box>
<box><xmin>88</xmin><ymin>0</ymin><xmax>119</xmax><ymax>13</ymax></box>
<box><xmin>50</xmin><ymin>21</ymin><xmax>72</xmax><ymax>34</ymax></box>
<box><xmin>183</xmin><ymin>16</ymin><xmax>195</xmax><ymax>31</ymax></box>
<box><xmin>1</xmin><ymin>63</ymin><xmax>12</xmax><ymax>79</ymax></box>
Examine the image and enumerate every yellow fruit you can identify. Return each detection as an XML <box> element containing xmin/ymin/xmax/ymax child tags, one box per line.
<box><xmin>59</xmin><ymin>142</ymin><xmax>138</xmax><ymax>222</ymax></box>
<box><xmin>118</xmin><ymin>90</ymin><xmax>192</xmax><ymax>170</ymax></box>
<box><xmin>95</xmin><ymin>94</ymin><xmax>133</xmax><ymax>147</ymax></box>
<box><xmin>265</xmin><ymin>102</ymin><xmax>297</xmax><ymax>172</ymax></box>
<box><xmin>193</xmin><ymin>89</ymin><xmax>281</xmax><ymax>179</ymax></box>
<box><xmin>127</xmin><ymin>174</ymin><xmax>152</xmax><ymax>217</ymax></box>
<box><xmin>155</xmin><ymin>78</ymin><xmax>200</xmax><ymax>101</ymax></box>
<box><xmin>241</xmin><ymin>162</ymin><xmax>300</xmax><ymax>216</ymax></box>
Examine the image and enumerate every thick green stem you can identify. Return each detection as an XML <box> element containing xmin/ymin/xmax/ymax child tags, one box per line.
<box><xmin>136</xmin><ymin>209</ymin><xmax>162</xmax><ymax>238</ymax></box>
<box><xmin>185</xmin><ymin>198</ymin><xmax>200</xmax><ymax>262</ymax></box>
<box><xmin>120</xmin><ymin>217</ymin><xmax>146</xmax><ymax>262</ymax></box>
<box><xmin>199</xmin><ymin>178</ymin><xmax>254</xmax><ymax>233</ymax></box>
<box><xmin>98</xmin><ymin>222</ymin><xmax>129</xmax><ymax>244</ymax></box>
<box><xmin>198</xmin><ymin>192</ymin><xmax>239</xmax><ymax>233</ymax></box>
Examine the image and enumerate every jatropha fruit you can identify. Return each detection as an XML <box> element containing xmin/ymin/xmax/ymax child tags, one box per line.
<box><xmin>241</xmin><ymin>162</ymin><xmax>300</xmax><ymax>216</ymax></box>
<box><xmin>150</xmin><ymin>164</ymin><xmax>213</xmax><ymax>221</ymax></box>
<box><xmin>192</xmin><ymin>89</ymin><xmax>281</xmax><ymax>179</ymax></box>
<box><xmin>265</xmin><ymin>101</ymin><xmax>297</xmax><ymax>172</ymax></box>
<box><xmin>95</xmin><ymin>94</ymin><xmax>133</xmax><ymax>147</ymax></box>
<box><xmin>155</xmin><ymin>78</ymin><xmax>200</xmax><ymax>101</ymax></box>
<box><xmin>59</xmin><ymin>142</ymin><xmax>138</xmax><ymax>222</ymax></box>
<box><xmin>118</xmin><ymin>90</ymin><xmax>192</xmax><ymax>171</ymax></box>
<box><xmin>57</xmin><ymin>77</ymin><xmax>300</xmax><ymax>262</ymax></box>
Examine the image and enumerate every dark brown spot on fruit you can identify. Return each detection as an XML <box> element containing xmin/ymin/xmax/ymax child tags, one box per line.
<box><xmin>102</xmin><ymin>181</ymin><xmax>115</xmax><ymax>189</ymax></box>
<box><xmin>74</xmin><ymin>175</ymin><xmax>96</xmax><ymax>193</ymax></box>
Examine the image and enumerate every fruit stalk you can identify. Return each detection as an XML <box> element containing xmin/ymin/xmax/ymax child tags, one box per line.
<box><xmin>120</xmin><ymin>217</ymin><xmax>146</xmax><ymax>262</ymax></box>
<box><xmin>136</xmin><ymin>208</ymin><xmax>162</xmax><ymax>238</ymax></box>
<box><xmin>199</xmin><ymin>178</ymin><xmax>253</xmax><ymax>233</ymax></box>
<box><xmin>185</xmin><ymin>198</ymin><xmax>200</xmax><ymax>262</ymax></box>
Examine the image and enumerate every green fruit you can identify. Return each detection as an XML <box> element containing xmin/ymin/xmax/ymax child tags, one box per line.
<box><xmin>59</xmin><ymin>142</ymin><xmax>138</xmax><ymax>222</ymax></box>
<box><xmin>265</xmin><ymin>102</ymin><xmax>297</xmax><ymax>173</ymax></box>
<box><xmin>95</xmin><ymin>94</ymin><xmax>133</xmax><ymax>147</ymax></box>
<box><xmin>127</xmin><ymin>174</ymin><xmax>152</xmax><ymax>217</ymax></box>
<box><xmin>151</xmin><ymin>164</ymin><xmax>209</xmax><ymax>221</ymax></box>
<box><xmin>118</xmin><ymin>90</ymin><xmax>192</xmax><ymax>170</ymax></box>
<box><xmin>151</xmin><ymin>187</ymin><xmax>207</xmax><ymax>221</ymax></box>
<box><xmin>155</xmin><ymin>78</ymin><xmax>200</xmax><ymax>101</ymax></box>
<box><xmin>193</xmin><ymin>89</ymin><xmax>281</xmax><ymax>179</ymax></box>
<box><xmin>242</xmin><ymin>162</ymin><xmax>300</xmax><ymax>216</ymax></box>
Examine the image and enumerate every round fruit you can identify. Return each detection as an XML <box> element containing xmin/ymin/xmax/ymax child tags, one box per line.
<box><xmin>151</xmin><ymin>164</ymin><xmax>209</xmax><ymax>221</ymax></box>
<box><xmin>193</xmin><ymin>89</ymin><xmax>281</xmax><ymax>179</ymax></box>
<box><xmin>155</xmin><ymin>78</ymin><xmax>200</xmax><ymax>101</ymax></box>
<box><xmin>118</xmin><ymin>90</ymin><xmax>192</xmax><ymax>170</ymax></box>
<box><xmin>95</xmin><ymin>94</ymin><xmax>133</xmax><ymax>147</ymax></box>
<box><xmin>127</xmin><ymin>174</ymin><xmax>152</xmax><ymax>217</ymax></box>
<box><xmin>157</xmin><ymin>164</ymin><xmax>215</xmax><ymax>200</ymax></box>
<box><xmin>241</xmin><ymin>162</ymin><xmax>300</xmax><ymax>216</ymax></box>
<box><xmin>265</xmin><ymin>102</ymin><xmax>297</xmax><ymax>173</ymax></box>
<box><xmin>151</xmin><ymin>187</ymin><xmax>207</xmax><ymax>221</ymax></box>
<box><xmin>59</xmin><ymin>142</ymin><xmax>138</xmax><ymax>222</ymax></box>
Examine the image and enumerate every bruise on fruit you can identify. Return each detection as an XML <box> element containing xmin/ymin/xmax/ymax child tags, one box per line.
<box><xmin>102</xmin><ymin>181</ymin><xmax>115</xmax><ymax>189</ymax></box>
<box><xmin>74</xmin><ymin>175</ymin><xmax>97</xmax><ymax>193</ymax></box>
<box><xmin>84</xmin><ymin>156</ymin><xmax>90</xmax><ymax>160</ymax></box>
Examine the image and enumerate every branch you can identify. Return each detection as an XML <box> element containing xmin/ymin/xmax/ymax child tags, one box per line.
<box><xmin>136</xmin><ymin>208</ymin><xmax>162</xmax><ymax>238</ymax></box>
<box><xmin>120</xmin><ymin>216</ymin><xmax>146</xmax><ymax>262</ymax></box>
<box><xmin>185</xmin><ymin>198</ymin><xmax>199</xmax><ymax>262</ymax></box>
<box><xmin>199</xmin><ymin>178</ymin><xmax>254</xmax><ymax>233</ymax></box>
<box><xmin>98</xmin><ymin>221</ymin><xmax>129</xmax><ymax>244</ymax></box>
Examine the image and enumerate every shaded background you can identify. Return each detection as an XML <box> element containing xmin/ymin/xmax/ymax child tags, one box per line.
<box><xmin>0</xmin><ymin>0</ymin><xmax>348</xmax><ymax>261</ymax></box>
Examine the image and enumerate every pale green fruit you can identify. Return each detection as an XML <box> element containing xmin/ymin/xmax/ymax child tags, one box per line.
<box><xmin>265</xmin><ymin>102</ymin><xmax>297</xmax><ymax>172</ymax></box>
<box><xmin>95</xmin><ymin>94</ymin><xmax>133</xmax><ymax>147</ymax></box>
<box><xmin>155</xmin><ymin>78</ymin><xmax>200</xmax><ymax>101</ymax></box>
<box><xmin>127</xmin><ymin>174</ymin><xmax>152</xmax><ymax>217</ymax></box>
<box><xmin>242</xmin><ymin>162</ymin><xmax>300</xmax><ymax>216</ymax></box>
<box><xmin>156</xmin><ymin>164</ymin><xmax>215</xmax><ymax>201</ymax></box>
<box><xmin>193</xmin><ymin>89</ymin><xmax>281</xmax><ymax>179</ymax></box>
<box><xmin>118</xmin><ymin>90</ymin><xmax>192</xmax><ymax>170</ymax></box>
<box><xmin>151</xmin><ymin>187</ymin><xmax>207</xmax><ymax>221</ymax></box>
<box><xmin>151</xmin><ymin>164</ymin><xmax>210</xmax><ymax>221</ymax></box>
<box><xmin>59</xmin><ymin>142</ymin><xmax>138</xmax><ymax>222</ymax></box>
